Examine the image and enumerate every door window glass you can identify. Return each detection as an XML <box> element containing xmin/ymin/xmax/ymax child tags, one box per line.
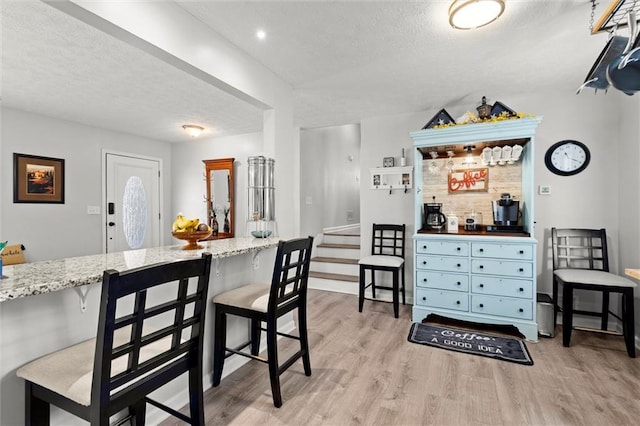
<box><xmin>122</xmin><ymin>176</ymin><xmax>147</xmax><ymax>249</ymax></box>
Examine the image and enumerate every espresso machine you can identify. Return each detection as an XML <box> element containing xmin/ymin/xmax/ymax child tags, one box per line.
<box><xmin>424</xmin><ymin>196</ymin><xmax>446</xmax><ymax>231</ymax></box>
<box><xmin>488</xmin><ymin>193</ymin><xmax>523</xmax><ymax>232</ymax></box>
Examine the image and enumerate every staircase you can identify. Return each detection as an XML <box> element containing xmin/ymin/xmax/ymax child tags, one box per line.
<box><xmin>308</xmin><ymin>227</ymin><xmax>360</xmax><ymax>295</ymax></box>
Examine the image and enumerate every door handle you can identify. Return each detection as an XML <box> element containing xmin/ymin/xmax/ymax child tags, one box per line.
<box><xmin>108</xmin><ymin>222</ymin><xmax>116</xmax><ymax>227</ymax></box>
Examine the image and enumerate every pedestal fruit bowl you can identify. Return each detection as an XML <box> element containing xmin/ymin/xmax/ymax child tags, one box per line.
<box><xmin>172</xmin><ymin>230</ymin><xmax>212</xmax><ymax>250</ymax></box>
<box><xmin>172</xmin><ymin>214</ymin><xmax>212</xmax><ymax>250</ymax></box>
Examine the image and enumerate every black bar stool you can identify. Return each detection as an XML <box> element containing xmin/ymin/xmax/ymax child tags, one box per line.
<box><xmin>17</xmin><ymin>253</ymin><xmax>213</xmax><ymax>425</ymax></box>
<box><xmin>358</xmin><ymin>224</ymin><xmax>406</xmax><ymax>318</ymax></box>
<box><xmin>552</xmin><ymin>228</ymin><xmax>636</xmax><ymax>357</ymax></box>
<box><xmin>212</xmin><ymin>237</ymin><xmax>314</xmax><ymax>407</ymax></box>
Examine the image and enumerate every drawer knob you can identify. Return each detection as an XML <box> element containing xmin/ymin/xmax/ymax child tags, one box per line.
<box><xmin>456</xmin><ymin>281</ymin><xmax>461</xmax><ymax>286</ymax></box>
<box><xmin>456</xmin><ymin>263</ymin><xmax>461</xmax><ymax>268</ymax></box>
<box><xmin>422</xmin><ymin>297</ymin><xmax>426</xmax><ymax>301</ymax></box>
<box><xmin>519</xmin><ymin>287</ymin><xmax>524</xmax><ymax>292</ymax></box>
<box><xmin>519</xmin><ymin>250</ymin><xmax>524</xmax><ymax>254</ymax></box>
<box><xmin>479</xmin><ymin>284</ymin><xmax>484</xmax><ymax>288</ymax></box>
<box><xmin>423</xmin><ymin>245</ymin><xmax>427</xmax><ymax>249</ymax></box>
<box><xmin>456</xmin><ymin>301</ymin><xmax>460</xmax><ymax>305</ymax></box>
<box><xmin>519</xmin><ymin>268</ymin><xmax>524</xmax><ymax>272</ymax></box>
<box><xmin>479</xmin><ymin>265</ymin><xmax>484</xmax><ymax>269</ymax></box>
<box><xmin>519</xmin><ymin>308</ymin><xmax>524</xmax><ymax>313</ymax></box>
<box><xmin>456</xmin><ymin>247</ymin><xmax>461</xmax><ymax>251</ymax></box>
<box><xmin>479</xmin><ymin>248</ymin><xmax>484</xmax><ymax>253</ymax></box>
<box><xmin>479</xmin><ymin>303</ymin><xmax>484</xmax><ymax>308</ymax></box>
<box><xmin>423</xmin><ymin>278</ymin><xmax>427</xmax><ymax>282</ymax></box>
<box><xmin>423</xmin><ymin>261</ymin><xmax>427</xmax><ymax>265</ymax></box>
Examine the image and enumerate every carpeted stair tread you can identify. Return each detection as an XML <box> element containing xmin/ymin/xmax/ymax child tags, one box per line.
<box><xmin>318</xmin><ymin>243</ymin><xmax>360</xmax><ymax>249</ymax></box>
<box><xmin>323</xmin><ymin>232</ymin><xmax>361</xmax><ymax>237</ymax></box>
<box><xmin>309</xmin><ymin>271</ymin><xmax>358</xmax><ymax>282</ymax></box>
<box><xmin>312</xmin><ymin>256</ymin><xmax>358</xmax><ymax>264</ymax></box>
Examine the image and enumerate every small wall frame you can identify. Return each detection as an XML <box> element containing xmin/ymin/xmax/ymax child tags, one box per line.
<box><xmin>13</xmin><ymin>153</ymin><xmax>65</xmax><ymax>203</ymax></box>
<box><xmin>370</xmin><ymin>166</ymin><xmax>413</xmax><ymax>192</ymax></box>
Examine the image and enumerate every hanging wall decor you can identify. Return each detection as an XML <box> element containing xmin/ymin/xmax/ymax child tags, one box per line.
<box><xmin>448</xmin><ymin>168</ymin><xmax>489</xmax><ymax>193</ymax></box>
<box><xmin>13</xmin><ymin>153</ymin><xmax>65</xmax><ymax>203</ymax></box>
<box><xmin>422</xmin><ymin>108</ymin><xmax>456</xmax><ymax>129</ymax></box>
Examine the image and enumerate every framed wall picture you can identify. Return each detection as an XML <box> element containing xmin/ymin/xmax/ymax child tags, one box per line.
<box><xmin>14</xmin><ymin>153</ymin><xmax>65</xmax><ymax>203</ymax></box>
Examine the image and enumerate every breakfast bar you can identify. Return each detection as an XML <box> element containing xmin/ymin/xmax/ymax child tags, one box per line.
<box><xmin>0</xmin><ymin>237</ymin><xmax>280</xmax><ymax>425</ymax></box>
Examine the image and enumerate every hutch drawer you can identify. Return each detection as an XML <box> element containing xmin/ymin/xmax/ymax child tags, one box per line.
<box><xmin>416</xmin><ymin>255</ymin><xmax>469</xmax><ymax>273</ymax></box>
<box><xmin>471</xmin><ymin>242</ymin><xmax>533</xmax><ymax>260</ymax></box>
<box><xmin>471</xmin><ymin>275</ymin><xmax>533</xmax><ymax>299</ymax></box>
<box><xmin>470</xmin><ymin>259</ymin><xmax>533</xmax><ymax>278</ymax></box>
<box><xmin>471</xmin><ymin>295</ymin><xmax>534</xmax><ymax>320</ymax></box>
<box><xmin>417</xmin><ymin>270</ymin><xmax>469</xmax><ymax>292</ymax></box>
<box><xmin>416</xmin><ymin>288</ymin><xmax>469</xmax><ymax>312</ymax></box>
<box><xmin>416</xmin><ymin>241</ymin><xmax>469</xmax><ymax>256</ymax></box>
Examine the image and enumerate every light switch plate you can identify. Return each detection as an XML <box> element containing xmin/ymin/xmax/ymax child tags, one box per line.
<box><xmin>87</xmin><ymin>205</ymin><xmax>101</xmax><ymax>215</ymax></box>
<box><xmin>538</xmin><ymin>185</ymin><xmax>551</xmax><ymax>195</ymax></box>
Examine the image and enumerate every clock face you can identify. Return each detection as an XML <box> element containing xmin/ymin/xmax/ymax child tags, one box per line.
<box><xmin>544</xmin><ymin>140</ymin><xmax>590</xmax><ymax>176</ymax></box>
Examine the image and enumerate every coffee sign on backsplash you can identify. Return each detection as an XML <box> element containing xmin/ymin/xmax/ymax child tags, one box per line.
<box><xmin>448</xmin><ymin>168</ymin><xmax>488</xmax><ymax>193</ymax></box>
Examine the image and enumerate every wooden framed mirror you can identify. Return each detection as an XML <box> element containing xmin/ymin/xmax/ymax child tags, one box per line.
<box><xmin>203</xmin><ymin>158</ymin><xmax>235</xmax><ymax>239</ymax></box>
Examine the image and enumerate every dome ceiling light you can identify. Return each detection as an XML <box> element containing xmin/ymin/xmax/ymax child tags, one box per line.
<box><xmin>449</xmin><ymin>0</ymin><xmax>505</xmax><ymax>30</ymax></box>
<box><xmin>182</xmin><ymin>124</ymin><xmax>204</xmax><ymax>138</ymax></box>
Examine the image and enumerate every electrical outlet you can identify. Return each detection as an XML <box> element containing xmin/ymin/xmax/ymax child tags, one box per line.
<box><xmin>87</xmin><ymin>205</ymin><xmax>101</xmax><ymax>215</ymax></box>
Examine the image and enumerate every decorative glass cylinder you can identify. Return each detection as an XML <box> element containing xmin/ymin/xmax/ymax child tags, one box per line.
<box><xmin>247</xmin><ymin>156</ymin><xmax>276</xmax><ymax>221</ymax></box>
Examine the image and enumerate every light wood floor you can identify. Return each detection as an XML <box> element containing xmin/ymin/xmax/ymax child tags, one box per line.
<box><xmin>162</xmin><ymin>290</ymin><xmax>640</xmax><ymax>425</ymax></box>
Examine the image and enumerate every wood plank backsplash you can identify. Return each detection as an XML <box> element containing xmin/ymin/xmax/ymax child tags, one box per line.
<box><xmin>422</xmin><ymin>158</ymin><xmax>522</xmax><ymax>225</ymax></box>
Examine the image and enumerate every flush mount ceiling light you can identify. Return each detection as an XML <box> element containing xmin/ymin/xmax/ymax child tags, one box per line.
<box><xmin>449</xmin><ymin>0</ymin><xmax>505</xmax><ymax>30</ymax></box>
<box><xmin>182</xmin><ymin>124</ymin><xmax>204</xmax><ymax>138</ymax></box>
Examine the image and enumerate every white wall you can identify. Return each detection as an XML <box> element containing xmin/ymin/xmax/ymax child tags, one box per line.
<box><xmin>0</xmin><ymin>107</ymin><xmax>172</xmax><ymax>261</ymax></box>
<box><xmin>360</xmin><ymin>112</ymin><xmax>422</xmax><ymax>300</ymax></box>
<box><xmin>359</xmin><ymin>90</ymin><xmax>623</xmax><ymax>305</ymax></box>
<box><xmin>617</xmin><ymin>94</ymin><xmax>640</xmax><ymax>335</ymax></box>
<box><xmin>170</xmin><ymin>132</ymin><xmax>264</xmax><ymax>239</ymax></box>
<box><xmin>300</xmin><ymin>124</ymin><xmax>361</xmax><ymax>237</ymax></box>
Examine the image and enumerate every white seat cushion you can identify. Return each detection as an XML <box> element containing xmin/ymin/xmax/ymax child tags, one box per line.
<box><xmin>213</xmin><ymin>283</ymin><xmax>270</xmax><ymax>313</ymax></box>
<box><xmin>554</xmin><ymin>269</ymin><xmax>637</xmax><ymax>288</ymax></box>
<box><xmin>359</xmin><ymin>255</ymin><xmax>404</xmax><ymax>268</ymax></box>
<box><xmin>16</xmin><ymin>329</ymin><xmax>172</xmax><ymax>406</ymax></box>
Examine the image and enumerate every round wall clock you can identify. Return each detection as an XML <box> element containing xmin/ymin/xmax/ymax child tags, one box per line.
<box><xmin>544</xmin><ymin>140</ymin><xmax>591</xmax><ymax>176</ymax></box>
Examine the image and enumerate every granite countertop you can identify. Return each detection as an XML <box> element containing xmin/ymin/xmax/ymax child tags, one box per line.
<box><xmin>625</xmin><ymin>268</ymin><xmax>640</xmax><ymax>280</ymax></box>
<box><xmin>0</xmin><ymin>237</ymin><xmax>280</xmax><ymax>302</ymax></box>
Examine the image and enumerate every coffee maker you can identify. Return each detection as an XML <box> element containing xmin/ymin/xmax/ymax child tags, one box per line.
<box><xmin>490</xmin><ymin>193</ymin><xmax>521</xmax><ymax>230</ymax></box>
<box><xmin>424</xmin><ymin>196</ymin><xmax>446</xmax><ymax>231</ymax></box>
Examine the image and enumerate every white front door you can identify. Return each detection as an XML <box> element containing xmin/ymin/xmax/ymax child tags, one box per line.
<box><xmin>105</xmin><ymin>153</ymin><xmax>161</xmax><ymax>253</ymax></box>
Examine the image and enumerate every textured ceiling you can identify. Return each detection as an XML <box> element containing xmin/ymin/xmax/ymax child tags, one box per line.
<box><xmin>1</xmin><ymin>0</ymin><xmax>264</xmax><ymax>142</ymax></box>
<box><xmin>1</xmin><ymin>0</ymin><xmax>613</xmax><ymax>142</ymax></box>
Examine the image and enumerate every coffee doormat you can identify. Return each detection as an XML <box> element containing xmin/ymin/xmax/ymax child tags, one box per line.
<box><xmin>408</xmin><ymin>322</ymin><xmax>533</xmax><ymax>366</ymax></box>
<box><xmin>422</xmin><ymin>313</ymin><xmax>525</xmax><ymax>340</ymax></box>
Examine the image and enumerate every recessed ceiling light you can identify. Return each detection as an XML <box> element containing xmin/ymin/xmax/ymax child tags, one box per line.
<box><xmin>256</xmin><ymin>29</ymin><xmax>266</xmax><ymax>40</ymax></box>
